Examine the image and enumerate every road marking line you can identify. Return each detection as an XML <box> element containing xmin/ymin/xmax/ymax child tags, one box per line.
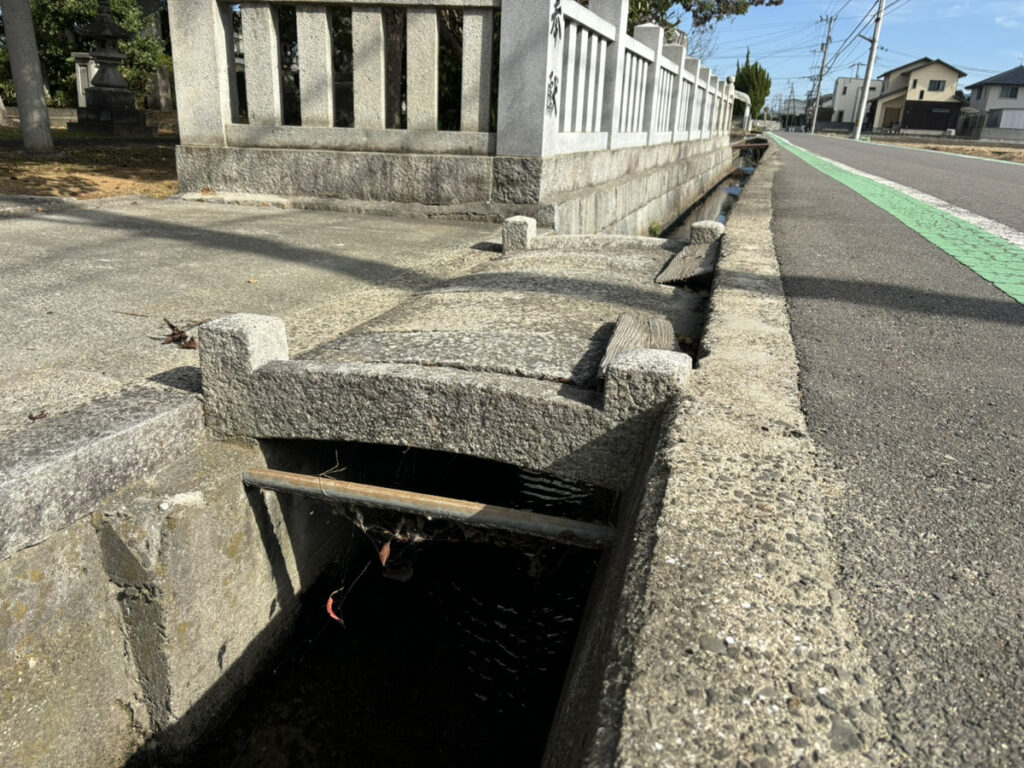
<box><xmin>771</xmin><ymin>133</ymin><xmax>1024</xmax><ymax>305</ymax></box>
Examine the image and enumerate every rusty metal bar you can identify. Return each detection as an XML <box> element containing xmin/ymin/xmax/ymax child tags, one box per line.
<box><xmin>243</xmin><ymin>467</ymin><xmax>616</xmax><ymax>548</ymax></box>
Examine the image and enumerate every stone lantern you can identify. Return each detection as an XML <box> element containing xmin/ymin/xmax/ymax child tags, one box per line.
<box><xmin>73</xmin><ymin>0</ymin><xmax>152</xmax><ymax>135</ymax></box>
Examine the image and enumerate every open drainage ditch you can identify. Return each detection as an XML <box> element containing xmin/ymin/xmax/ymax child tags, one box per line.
<box><xmin>176</xmin><ymin>159</ymin><xmax>763</xmax><ymax>765</ymax></box>
<box><xmin>192</xmin><ymin>442</ymin><xmax>620</xmax><ymax>767</ymax></box>
<box><xmin>663</xmin><ymin>157</ymin><xmax>756</xmax><ymax>243</ymax></box>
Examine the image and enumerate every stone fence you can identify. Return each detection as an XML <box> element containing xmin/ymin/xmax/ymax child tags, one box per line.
<box><xmin>168</xmin><ymin>0</ymin><xmax>745</xmax><ymax>233</ymax></box>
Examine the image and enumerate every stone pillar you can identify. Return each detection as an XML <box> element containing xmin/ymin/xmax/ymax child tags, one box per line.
<box><xmin>0</xmin><ymin>0</ymin><xmax>54</xmax><ymax>153</ymax></box>
<box><xmin>591</xmin><ymin>0</ymin><xmax>629</xmax><ymax>149</ymax></box>
<box><xmin>166</xmin><ymin>0</ymin><xmax>236</xmax><ymax>146</ymax></box>
<box><xmin>633</xmin><ymin>24</ymin><xmax>663</xmax><ymax>144</ymax></box>
<box><xmin>461</xmin><ymin>9</ymin><xmax>493</xmax><ymax>132</ymax></box>
<box><xmin>72</xmin><ymin>53</ymin><xmax>99</xmax><ymax>109</ymax></box>
<box><xmin>683</xmin><ymin>57</ymin><xmax>700</xmax><ymax>138</ymax></box>
<box><xmin>664</xmin><ymin>36</ymin><xmax>687</xmax><ymax>140</ymax></box>
<box><xmin>495</xmin><ymin>0</ymin><xmax>562</xmax><ymax>157</ymax></box>
<box><xmin>351</xmin><ymin>7</ymin><xmax>386</xmax><ymax>129</ymax></box>
<box><xmin>706</xmin><ymin>75</ymin><xmax>718</xmax><ymax>136</ymax></box>
<box><xmin>296</xmin><ymin>5</ymin><xmax>335</xmax><ymax>127</ymax></box>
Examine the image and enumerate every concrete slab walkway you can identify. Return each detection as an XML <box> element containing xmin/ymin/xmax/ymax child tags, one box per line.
<box><xmin>0</xmin><ymin>196</ymin><xmax>500</xmax><ymax>438</ymax></box>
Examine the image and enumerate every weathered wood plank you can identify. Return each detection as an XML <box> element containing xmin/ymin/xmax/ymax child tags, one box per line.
<box><xmin>655</xmin><ymin>239</ymin><xmax>721</xmax><ymax>285</ymax></box>
<box><xmin>598</xmin><ymin>311</ymin><xmax>679</xmax><ymax>377</ymax></box>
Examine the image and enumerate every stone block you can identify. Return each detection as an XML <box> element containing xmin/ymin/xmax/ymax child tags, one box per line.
<box><xmin>501</xmin><ymin>215</ymin><xmax>537</xmax><ymax>253</ymax></box>
<box><xmin>603</xmin><ymin>348</ymin><xmax>692</xmax><ymax>421</ymax></box>
<box><xmin>0</xmin><ymin>519</ymin><xmax>146</xmax><ymax>768</ymax></box>
<box><xmin>0</xmin><ymin>387</ymin><xmax>202</xmax><ymax>562</ymax></box>
<box><xmin>198</xmin><ymin>314</ymin><xmax>288</xmax><ymax>435</ymax></box>
<box><xmin>690</xmin><ymin>219</ymin><xmax>726</xmax><ymax>244</ymax></box>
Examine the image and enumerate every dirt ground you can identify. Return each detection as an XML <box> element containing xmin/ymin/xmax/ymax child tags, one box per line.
<box><xmin>882</xmin><ymin>140</ymin><xmax>1024</xmax><ymax>164</ymax></box>
<box><xmin>0</xmin><ymin>128</ymin><xmax>178</xmax><ymax>199</ymax></box>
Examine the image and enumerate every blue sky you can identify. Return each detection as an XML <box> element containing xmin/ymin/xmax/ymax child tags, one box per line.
<box><xmin>691</xmin><ymin>0</ymin><xmax>1024</xmax><ymax>109</ymax></box>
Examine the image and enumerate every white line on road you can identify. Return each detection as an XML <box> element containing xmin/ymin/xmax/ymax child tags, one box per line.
<box><xmin>808</xmin><ymin>151</ymin><xmax>1024</xmax><ymax>252</ymax></box>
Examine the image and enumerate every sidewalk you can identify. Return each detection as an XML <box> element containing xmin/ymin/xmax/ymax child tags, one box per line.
<box><xmin>0</xmin><ymin>196</ymin><xmax>500</xmax><ymax>438</ymax></box>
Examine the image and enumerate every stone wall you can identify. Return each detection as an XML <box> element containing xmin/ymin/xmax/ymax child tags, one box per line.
<box><xmin>177</xmin><ymin>134</ymin><xmax>734</xmax><ymax>236</ymax></box>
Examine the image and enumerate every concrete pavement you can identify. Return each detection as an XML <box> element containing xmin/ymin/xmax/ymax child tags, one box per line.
<box><xmin>0</xmin><ymin>197</ymin><xmax>500</xmax><ymax>438</ymax></box>
<box><xmin>772</xmin><ymin>133</ymin><xmax>1024</xmax><ymax>764</ymax></box>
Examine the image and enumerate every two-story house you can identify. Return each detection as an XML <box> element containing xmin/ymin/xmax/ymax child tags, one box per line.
<box><xmin>963</xmin><ymin>65</ymin><xmax>1024</xmax><ymax>140</ymax></box>
<box><xmin>830</xmin><ymin>76</ymin><xmax>882</xmax><ymax>124</ymax></box>
<box><xmin>866</xmin><ymin>57</ymin><xmax>966</xmax><ymax>134</ymax></box>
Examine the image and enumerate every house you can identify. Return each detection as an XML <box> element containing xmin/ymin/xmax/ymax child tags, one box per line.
<box><xmin>830</xmin><ymin>76</ymin><xmax>882</xmax><ymax>124</ymax></box>
<box><xmin>962</xmin><ymin>65</ymin><xmax>1024</xmax><ymax>140</ymax></box>
<box><xmin>866</xmin><ymin>58</ymin><xmax>966</xmax><ymax>134</ymax></box>
<box><xmin>782</xmin><ymin>97</ymin><xmax>806</xmax><ymax>117</ymax></box>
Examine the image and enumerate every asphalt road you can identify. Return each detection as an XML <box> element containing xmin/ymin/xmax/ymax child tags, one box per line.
<box><xmin>771</xmin><ymin>134</ymin><xmax>1024</xmax><ymax>764</ymax></box>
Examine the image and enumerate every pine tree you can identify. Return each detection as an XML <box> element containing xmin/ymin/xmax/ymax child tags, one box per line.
<box><xmin>734</xmin><ymin>49</ymin><xmax>771</xmax><ymax>119</ymax></box>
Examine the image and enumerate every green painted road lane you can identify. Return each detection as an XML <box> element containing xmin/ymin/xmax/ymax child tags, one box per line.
<box><xmin>771</xmin><ymin>133</ymin><xmax>1024</xmax><ymax>305</ymax></box>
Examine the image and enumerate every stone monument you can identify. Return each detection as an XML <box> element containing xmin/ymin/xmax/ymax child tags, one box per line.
<box><xmin>71</xmin><ymin>0</ymin><xmax>154</xmax><ymax>136</ymax></box>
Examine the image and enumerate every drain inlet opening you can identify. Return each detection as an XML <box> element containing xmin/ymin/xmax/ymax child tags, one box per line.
<box><xmin>193</xmin><ymin>441</ymin><xmax>620</xmax><ymax>767</ymax></box>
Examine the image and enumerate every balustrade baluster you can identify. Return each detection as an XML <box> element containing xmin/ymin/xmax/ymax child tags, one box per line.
<box><xmin>407</xmin><ymin>9</ymin><xmax>439</xmax><ymax>130</ymax></box>
<box><xmin>562</xmin><ymin>23</ymin><xmax>577</xmax><ymax>132</ymax></box>
<box><xmin>352</xmin><ymin>7</ymin><xmax>386</xmax><ymax>129</ymax></box>
<box><xmin>296</xmin><ymin>5</ymin><xmax>334</xmax><ymax>127</ymax></box>
<box><xmin>241</xmin><ymin>3</ymin><xmax>283</xmax><ymax>126</ymax></box>
<box><xmin>461</xmin><ymin>9</ymin><xmax>493</xmax><ymax>132</ymax></box>
<box><xmin>574</xmin><ymin>29</ymin><xmax>589</xmax><ymax>132</ymax></box>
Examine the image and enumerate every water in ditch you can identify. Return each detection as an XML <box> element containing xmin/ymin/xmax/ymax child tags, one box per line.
<box><xmin>662</xmin><ymin>157</ymin><xmax>756</xmax><ymax>242</ymax></box>
<box><xmin>193</xmin><ymin>444</ymin><xmax>617</xmax><ymax>768</ymax></box>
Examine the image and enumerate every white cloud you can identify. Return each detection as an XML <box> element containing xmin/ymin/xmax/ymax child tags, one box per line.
<box><xmin>994</xmin><ymin>15</ymin><xmax>1020</xmax><ymax>28</ymax></box>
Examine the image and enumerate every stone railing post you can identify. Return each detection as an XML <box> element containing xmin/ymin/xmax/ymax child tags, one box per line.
<box><xmin>296</xmin><ymin>5</ymin><xmax>334</xmax><ymax>127</ymax></box>
<box><xmin>632</xmin><ymin>24</ymin><xmax>662</xmax><ymax>144</ymax></box>
<box><xmin>495</xmin><ymin>0</ymin><xmax>563</xmax><ymax>157</ymax></box>
<box><xmin>351</xmin><ymin>7</ymin><xmax>386</xmax><ymax>129</ymax></box>
<box><xmin>590</xmin><ymin>0</ymin><xmax>628</xmax><ymax>149</ymax></box>
<box><xmin>167</xmin><ymin>0</ymin><xmax>236</xmax><ymax>146</ymax></box>
<box><xmin>697</xmin><ymin>65</ymin><xmax>710</xmax><ymax>138</ymax></box>
<box><xmin>664</xmin><ymin>36</ymin><xmax>687</xmax><ymax>140</ymax></box>
<box><xmin>706</xmin><ymin>75</ymin><xmax>718</xmax><ymax>136</ymax></box>
<box><xmin>724</xmin><ymin>77</ymin><xmax>735</xmax><ymax>134</ymax></box>
<box><xmin>682</xmin><ymin>57</ymin><xmax>700</xmax><ymax>138</ymax></box>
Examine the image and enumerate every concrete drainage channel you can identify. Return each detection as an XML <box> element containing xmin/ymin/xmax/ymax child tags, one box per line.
<box><xmin>139</xmin><ymin>184</ymin><xmax>757</xmax><ymax>764</ymax></box>
<box><xmin>2</xmin><ymin>144</ymin><xmax>888</xmax><ymax>766</ymax></box>
<box><xmin>109</xmin><ymin>202</ymin><xmax>734</xmax><ymax>765</ymax></box>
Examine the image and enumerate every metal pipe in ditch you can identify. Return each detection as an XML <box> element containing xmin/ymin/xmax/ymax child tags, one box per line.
<box><xmin>243</xmin><ymin>467</ymin><xmax>616</xmax><ymax>549</ymax></box>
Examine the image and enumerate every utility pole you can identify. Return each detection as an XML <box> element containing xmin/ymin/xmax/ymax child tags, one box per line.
<box><xmin>788</xmin><ymin>81</ymin><xmax>796</xmax><ymax>129</ymax></box>
<box><xmin>852</xmin><ymin>0</ymin><xmax>886</xmax><ymax>141</ymax></box>
<box><xmin>810</xmin><ymin>15</ymin><xmax>835</xmax><ymax>134</ymax></box>
<box><xmin>853</xmin><ymin>62</ymin><xmax>864</xmax><ymax>79</ymax></box>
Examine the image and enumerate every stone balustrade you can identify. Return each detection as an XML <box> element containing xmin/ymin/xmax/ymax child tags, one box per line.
<box><xmin>168</xmin><ymin>0</ymin><xmax>743</xmax><ymax>232</ymax></box>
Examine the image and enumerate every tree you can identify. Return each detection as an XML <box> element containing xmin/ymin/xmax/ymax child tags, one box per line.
<box><xmin>628</xmin><ymin>0</ymin><xmax>783</xmax><ymax>35</ymax></box>
<box><xmin>734</xmin><ymin>49</ymin><xmax>770</xmax><ymax>119</ymax></box>
<box><xmin>0</xmin><ymin>0</ymin><xmax>52</xmax><ymax>151</ymax></box>
<box><xmin>0</xmin><ymin>0</ymin><xmax>168</xmax><ymax>108</ymax></box>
